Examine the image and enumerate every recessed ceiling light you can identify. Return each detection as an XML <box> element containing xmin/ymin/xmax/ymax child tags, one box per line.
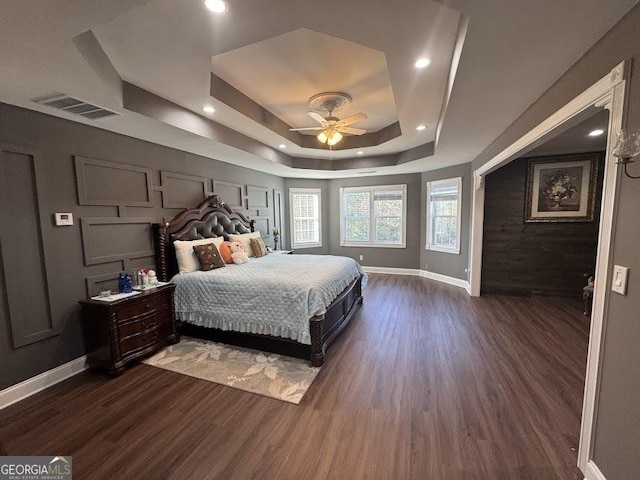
<box><xmin>416</xmin><ymin>124</ymin><xmax>427</xmax><ymax>131</ymax></box>
<box><xmin>414</xmin><ymin>58</ymin><xmax>431</xmax><ymax>69</ymax></box>
<box><xmin>204</xmin><ymin>0</ymin><xmax>228</xmax><ymax>14</ymax></box>
<box><xmin>278</xmin><ymin>144</ymin><xmax>287</xmax><ymax>149</ymax></box>
<box><xmin>202</xmin><ymin>106</ymin><xmax>215</xmax><ymax>114</ymax></box>
<box><xmin>357</xmin><ymin>151</ymin><xmax>364</xmax><ymax>155</ymax></box>
<box><xmin>589</xmin><ymin>129</ymin><xmax>605</xmax><ymax>137</ymax></box>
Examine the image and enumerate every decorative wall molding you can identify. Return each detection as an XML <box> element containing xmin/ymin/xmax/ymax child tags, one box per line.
<box><xmin>0</xmin><ymin>143</ymin><xmax>60</xmax><ymax>347</ymax></box>
<box><xmin>75</xmin><ymin>156</ymin><xmax>153</xmax><ymax>208</ymax></box>
<box><xmin>80</xmin><ymin>216</ymin><xmax>155</xmax><ymax>266</ymax></box>
<box><xmin>246</xmin><ymin>185</ymin><xmax>272</xmax><ymax>235</ymax></box>
<box><xmin>160</xmin><ymin>170</ymin><xmax>212</xmax><ymax>209</ymax></box>
<box><xmin>212</xmin><ymin>180</ymin><xmax>243</xmax><ymax>211</ymax></box>
<box><xmin>85</xmin><ymin>271</ymin><xmax>123</xmax><ymax>297</ymax></box>
<box><xmin>273</xmin><ymin>189</ymin><xmax>285</xmax><ymax>248</ymax></box>
<box><xmin>246</xmin><ymin>185</ymin><xmax>270</xmax><ymax>211</ymax></box>
<box><xmin>0</xmin><ymin>356</ymin><xmax>87</xmax><ymax>411</ymax></box>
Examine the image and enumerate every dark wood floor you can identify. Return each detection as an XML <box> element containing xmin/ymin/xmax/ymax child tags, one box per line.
<box><xmin>0</xmin><ymin>274</ymin><xmax>590</xmax><ymax>479</ymax></box>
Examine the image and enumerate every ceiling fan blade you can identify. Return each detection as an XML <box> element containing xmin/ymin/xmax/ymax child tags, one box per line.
<box><xmin>289</xmin><ymin>127</ymin><xmax>325</xmax><ymax>131</ymax></box>
<box><xmin>307</xmin><ymin>111</ymin><xmax>327</xmax><ymax>125</ymax></box>
<box><xmin>339</xmin><ymin>126</ymin><xmax>367</xmax><ymax>135</ymax></box>
<box><xmin>337</xmin><ymin>113</ymin><xmax>368</xmax><ymax>127</ymax></box>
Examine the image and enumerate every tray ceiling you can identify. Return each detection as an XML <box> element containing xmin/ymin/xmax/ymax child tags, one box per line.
<box><xmin>0</xmin><ymin>0</ymin><xmax>637</xmax><ymax>178</ymax></box>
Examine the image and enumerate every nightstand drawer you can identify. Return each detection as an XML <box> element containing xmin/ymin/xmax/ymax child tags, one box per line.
<box><xmin>118</xmin><ymin>310</ymin><xmax>167</xmax><ymax>338</ymax></box>
<box><xmin>120</xmin><ymin>328</ymin><xmax>161</xmax><ymax>356</ymax></box>
<box><xmin>120</xmin><ymin>313</ymin><xmax>172</xmax><ymax>356</ymax></box>
<box><xmin>79</xmin><ymin>283</ymin><xmax>178</xmax><ymax>375</ymax></box>
<box><xmin>116</xmin><ymin>295</ymin><xmax>167</xmax><ymax>322</ymax></box>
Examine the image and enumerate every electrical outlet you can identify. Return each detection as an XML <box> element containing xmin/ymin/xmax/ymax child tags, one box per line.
<box><xmin>359</xmin><ymin>255</ymin><xmax>364</xmax><ymax>261</ymax></box>
<box><xmin>425</xmin><ymin>263</ymin><xmax>429</xmax><ymax>271</ymax></box>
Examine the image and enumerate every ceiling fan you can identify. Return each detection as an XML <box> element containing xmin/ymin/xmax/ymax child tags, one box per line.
<box><xmin>289</xmin><ymin>92</ymin><xmax>368</xmax><ymax>147</ymax></box>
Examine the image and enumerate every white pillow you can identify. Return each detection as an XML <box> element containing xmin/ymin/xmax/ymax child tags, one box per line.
<box><xmin>174</xmin><ymin>237</ymin><xmax>224</xmax><ymax>274</ymax></box>
<box><xmin>228</xmin><ymin>231</ymin><xmax>261</xmax><ymax>257</ymax></box>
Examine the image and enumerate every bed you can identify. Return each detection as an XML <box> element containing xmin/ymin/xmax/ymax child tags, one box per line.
<box><xmin>153</xmin><ymin>195</ymin><xmax>364</xmax><ymax>366</ymax></box>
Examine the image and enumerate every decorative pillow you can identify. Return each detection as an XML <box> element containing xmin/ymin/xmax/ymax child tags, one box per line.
<box><xmin>228</xmin><ymin>231</ymin><xmax>261</xmax><ymax>257</ymax></box>
<box><xmin>219</xmin><ymin>241</ymin><xmax>250</xmax><ymax>264</ymax></box>
<box><xmin>173</xmin><ymin>237</ymin><xmax>224</xmax><ymax>274</ymax></box>
<box><xmin>218</xmin><ymin>241</ymin><xmax>234</xmax><ymax>264</ymax></box>
<box><xmin>193</xmin><ymin>243</ymin><xmax>226</xmax><ymax>271</ymax></box>
<box><xmin>250</xmin><ymin>237</ymin><xmax>268</xmax><ymax>258</ymax></box>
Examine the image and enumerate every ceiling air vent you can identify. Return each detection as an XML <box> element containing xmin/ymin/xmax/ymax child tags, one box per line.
<box><xmin>37</xmin><ymin>95</ymin><xmax>118</xmax><ymax>120</ymax></box>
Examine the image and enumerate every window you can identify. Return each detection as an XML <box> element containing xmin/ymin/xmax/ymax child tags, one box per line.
<box><xmin>289</xmin><ymin>188</ymin><xmax>322</xmax><ymax>248</ymax></box>
<box><xmin>426</xmin><ymin>177</ymin><xmax>462</xmax><ymax>254</ymax></box>
<box><xmin>340</xmin><ymin>184</ymin><xmax>407</xmax><ymax>248</ymax></box>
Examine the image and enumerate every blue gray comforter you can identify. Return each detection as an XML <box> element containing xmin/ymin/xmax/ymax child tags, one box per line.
<box><xmin>171</xmin><ymin>254</ymin><xmax>366</xmax><ymax>344</ymax></box>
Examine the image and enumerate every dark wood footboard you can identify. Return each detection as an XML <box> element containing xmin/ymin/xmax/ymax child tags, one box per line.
<box><xmin>309</xmin><ymin>274</ymin><xmax>364</xmax><ymax>366</ymax></box>
<box><xmin>180</xmin><ymin>274</ymin><xmax>364</xmax><ymax>366</ymax></box>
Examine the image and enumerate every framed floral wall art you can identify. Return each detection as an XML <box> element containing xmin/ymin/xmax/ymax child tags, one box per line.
<box><xmin>525</xmin><ymin>154</ymin><xmax>599</xmax><ymax>222</ymax></box>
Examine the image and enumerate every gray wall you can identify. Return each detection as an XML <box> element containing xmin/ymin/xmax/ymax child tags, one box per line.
<box><xmin>327</xmin><ymin>174</ymin><xmax>422</xmax><ymax>269</ymax></box>
<box><xmin>285</xmin><ymin>174</ymin><xmax>423</xmax><ymax>269</ymax></box>
<box><xmin>420</xmin><ymin>163</ymin><xmax>472</xmax><ymax>281</ymax></box>
<box><xmin>472</xmin><ymin>5</ymin><xmax>640</xmax><ymax>478</ymax></box>
<box><xmin>285</xmin><ymin>169</ymin><xmax>472</xmax><ymax>276</ymax></box>
<box><xmin>0</xmin><ymin>102</ymin><xmax>284</xmax><ymax>390</ymax></box>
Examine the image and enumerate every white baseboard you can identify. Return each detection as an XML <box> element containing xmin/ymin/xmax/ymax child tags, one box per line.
<box><xmin>362</xmin><ymin>266</ymin><xmax>471</xmax><ymax>293</ymax></box>
<box><xmin>584</xmin><ymin>460</ymin><xmax>607</xmax><ymax>480</ymax></box>
<box><xmin>418</xmin><ymin>269</ymin><xmax>471</xmax><ymax>290</ymax></box>
<box><xmin>0</xmin><ymin>356</ymin><xmax>88</xmax><ymax>411</ymax></box>
<box><xmin>361</xmin><ymin>266</ymin><xmax>422</xmax><ymax>276</ymax></box>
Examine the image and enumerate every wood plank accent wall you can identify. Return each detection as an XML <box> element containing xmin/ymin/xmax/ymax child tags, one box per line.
<box><xmin>481</xmin><ymin>153</ymin><xmax>605</xmax><ymax>297</ymax></box>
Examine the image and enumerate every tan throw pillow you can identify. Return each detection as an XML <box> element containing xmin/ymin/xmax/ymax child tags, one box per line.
<box><xmin>193</xmin><ymin>243</ymin><xmax>226</xmax><ymax>271</ymax></box>
<box><xmin>173</xmin><ymin>237</ymin><xmax>224</xmax><ymax>274</ymax></box>
<box><xmin>228</xmin><ymin>231</ymin><xmax>261</xmax><ymax>257</ymax></box>
<box><xmin>250</xmin><ymin>237</ymin><xmax>268</xmax><ymax>258</ymax></box>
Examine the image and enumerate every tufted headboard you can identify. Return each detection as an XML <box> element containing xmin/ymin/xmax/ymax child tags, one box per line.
<box><xmin>153</xmin><ymin>195</ymin><xmax>254</xmax><ymax>281</ymax></box>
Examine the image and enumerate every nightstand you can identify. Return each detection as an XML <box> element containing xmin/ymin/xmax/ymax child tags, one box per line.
<box><xmin>79</xmin><ymin>284</ymin><xmax>179</xmax><ymax>375</ymax></box>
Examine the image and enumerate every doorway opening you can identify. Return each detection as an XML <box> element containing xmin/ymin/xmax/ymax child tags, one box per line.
<box><xmin>468</xmin><ymin>61</ymin><xmax>628</xmax><ymax>477</ymax></box>
<box><xmin>481</xmin><ymin>108</ymin><xmax>609</xmax><ymax>302</ymax></box>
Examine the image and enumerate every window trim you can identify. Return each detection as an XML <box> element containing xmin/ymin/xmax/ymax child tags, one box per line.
<box><xmin>339</xmin><ymin>184</ymin><xmax>407</xmax><ymax>248</ymax></box>
<box><xmin>289</xmin><ymin>188</ymin><xmax>322</xmax><ymax>249</ymax></box>
<box><xmin>425</xmin><ymin>177</ymin><xmax>462</xmax><ymax>255</ymax></box>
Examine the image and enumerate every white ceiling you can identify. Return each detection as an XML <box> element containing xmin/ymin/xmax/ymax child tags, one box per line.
<box><xmin>94</xmin><ymin>0</ymin><xmax>462</xmax><ymax>159</ymax></box>
<box><xmin>0</xmin><ymin>0</ymin><xmax>637</xmax><ymax>179</ymax></box>
<box><xmin>210</xmin><ymin>28</ymin><xmax>399</xmax><ymax>134</ymax></box>
<box><xmin>524</xmin><ymin>109</ymin><xmax>610</xmax><ymax>158</ymax></box>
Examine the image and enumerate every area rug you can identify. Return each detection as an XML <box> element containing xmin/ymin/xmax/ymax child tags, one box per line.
<box><xmin>143</xmin><ymin>337</ymin><xmax>320</xmax><ymax>404</ymax></box>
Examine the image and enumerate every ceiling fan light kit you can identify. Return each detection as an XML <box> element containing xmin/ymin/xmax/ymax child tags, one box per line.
<box><xmin>317</xmin><ymin>129</ymin><xmax>343</xmax><ymax>146</ymax></box>
<box><xmin>289</xmin><ymin>92</ymin><xmax>368</xmax><ymax>147</ymax></box>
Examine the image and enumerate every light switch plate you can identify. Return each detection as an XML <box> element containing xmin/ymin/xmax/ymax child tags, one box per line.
<box><xmin>54</xmin><ymin>212</ymin><xmax>74</xmax><ymax>226</ymax></box>
<box><xmin>611</xmin><ymin>265</ymin><xmax>629</xmax><ymax>295</ymax></box>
